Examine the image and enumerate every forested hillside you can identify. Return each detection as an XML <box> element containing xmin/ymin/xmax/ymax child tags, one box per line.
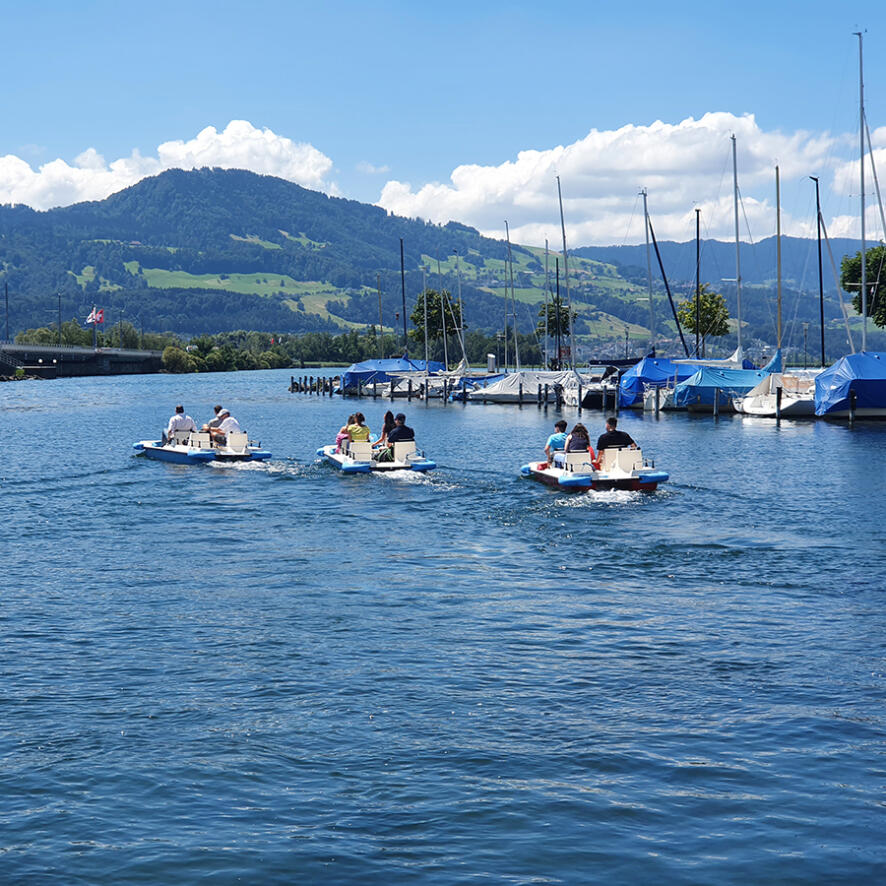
<box><xmin>1</xmin><ymin>167</ymin><xmax>878</xmax><ymax>359</ymax></box>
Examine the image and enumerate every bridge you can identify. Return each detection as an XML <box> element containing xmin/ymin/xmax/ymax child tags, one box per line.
<box><xmin>0</xmin><ymin>343</ymin><xmax>163</xmax><ymax>378</ymax></box>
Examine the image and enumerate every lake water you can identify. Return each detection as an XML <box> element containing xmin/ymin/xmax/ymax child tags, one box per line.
<box><xmin>2</xmin><ymin>368</ymin><xmax>885</xmax><ymax>883</ymax></box>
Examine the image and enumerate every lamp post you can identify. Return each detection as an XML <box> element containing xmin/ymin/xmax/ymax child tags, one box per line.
<box><xmin>57</xmin><ymin>292</ymin><xmax>62</xmax><ymax>346</ymax></box>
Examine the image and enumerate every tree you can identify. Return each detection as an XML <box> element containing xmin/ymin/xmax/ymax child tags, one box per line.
<box><xmin>536</xmin><ymin>296</ymin><xmax>575</xmax><ymax>338</ymax></box>
<box><xmin>677</xmin><ymin>284</ymin><xmax>730</xmax><ymax>356</ymax></box>
<box><xmin>162</xmin><ymin>345</ymin><xmax>196</xmax><ymax>373</ymax></box>
<box><xmin>189</xmin><ymin>335</ymin><xmax>215</xmax><ymax>359</ymax></box>
<box><xmin>409</xmin><ymin>289</ymin><xmax>462</xmax><ymax>346</ymax></box>
<box><xmin>841</xmin><ymin>245</ymin><xmax>886</xmax><ymax>327</ymax></box>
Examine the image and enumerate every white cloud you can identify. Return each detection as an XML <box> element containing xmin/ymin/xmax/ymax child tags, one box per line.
<box><xmin>1</xmin><ymin>113</ymin><xmax>881</xmax><ymax>246</ymax></box>
<box><xmin>377</xmin><ymin>112</ymin><xmax>875</xmax><ymax>245</ymax></box>
<box><xmin>356</xmin><ymin>160</ymin><xmax>391</xmax><ymax>175</ymax></box>
<box><xmin>0</xmin><ymin>120</ymin><xmax>335</xmax><ymax>210</ymax></box>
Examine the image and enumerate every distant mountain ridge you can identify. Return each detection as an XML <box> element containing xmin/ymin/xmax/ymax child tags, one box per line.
<box><xmin>574</xmin><ymin>236</ymin><xmax>863</xmax><ymax>290</ymax></box>
<box><xmin>0</xmin><ymin>167</ymin><xmax>873</xmax><ymax>355</ymax></box>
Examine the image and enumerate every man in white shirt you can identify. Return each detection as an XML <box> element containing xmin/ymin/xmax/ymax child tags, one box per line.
<box><xmin>165</xmin><ymin>405</ymin><xmax>197</xmax><ymax>442</ymax></box>
<box><xmin>209</xmin><ymin>408</ymin><xmax>242</xmax><ymax>444</ymax></box>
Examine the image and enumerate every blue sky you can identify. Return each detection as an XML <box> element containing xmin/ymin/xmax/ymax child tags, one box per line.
<box><xmin>2</xmin><ymin>0</ymin><xmax>884</xmax><ymax>245</ymax></box>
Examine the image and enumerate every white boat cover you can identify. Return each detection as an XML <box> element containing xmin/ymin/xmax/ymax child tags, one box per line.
<box><xmin>466</xmin><ymin>370</ymin><xmax>582</xmax><ymax>401</ymax></box>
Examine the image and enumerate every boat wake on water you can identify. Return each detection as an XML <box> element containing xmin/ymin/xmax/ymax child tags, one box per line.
<box><xmin>553</xmin><ymin>486</ymin><xmax>675</xmax><ymax>508</ymax></box>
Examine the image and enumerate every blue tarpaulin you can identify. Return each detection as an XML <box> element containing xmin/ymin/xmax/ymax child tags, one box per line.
<box><xmin>340</xmin><ymin>357</ymin><xmax>445</xmax><ymax>392</ymax></box>
<box><xmin>814</xmin><ymin>351</ymin><xmax>886</xmax><ymax>416</ymax></box>
<box><xmin>673</xmin><ymin>366</ymin><xmax>773</xmax><ymax>409</ymax></box>
<box><xmin>618</xmin><ymin>357</ymin><xmax>698</xmax><ymax>408</ymax></box>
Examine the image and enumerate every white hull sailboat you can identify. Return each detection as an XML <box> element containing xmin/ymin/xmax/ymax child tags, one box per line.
<box><xmin>733</xmin><ymin>371</ymin><xmax>821</xmax><ymax>417</ymax></box>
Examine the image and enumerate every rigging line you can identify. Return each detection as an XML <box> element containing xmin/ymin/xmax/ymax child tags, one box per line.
<box><xmin>647</xmin><ymin>215</ymin><xmax>690</xmax><ymax>357</ymax></box>
<box><xmin>695</xmin><ymin>210</ymin><xmax>726</xmax><ymax>295</ymax></box>
<box><xmin>737</xmin><ymin>187</ymin><xmax>757</xmax><ymax>246</ymax></box>
<box><xmin>819</xmin><ymin>213</ymin><xmax>856</xmax><ymax>353</ymax></box>
<box><xmin>785</xmin><ymin>282</ymin><xmax>805</xmax><ymax>358</ymax></box>
<box><xmin>735</xmin><ymin>184</ymin><xmax>777</xmax><ymax>334</ymax></box>
<box><xmin>441</xmin><ymin>282</ymin><xmax>467</xmax><ymax>363</ymax></box>
<box><xmin>864</xmin><ymin>110</ymin><xmax>886</xmax><ymax>242</ymax></box>
<box><xmin>620</xmin><ymin>193</ymin><xmax>642</xmax><ymax>248</ymax></box>
<box><xmin>868</xmin><ymin>249</ymin><xmax>886</xmax><ymax>322</ymax></box>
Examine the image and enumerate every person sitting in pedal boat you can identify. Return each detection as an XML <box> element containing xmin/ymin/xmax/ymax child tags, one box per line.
<box><xmin>347</xmin><ymin>412</ymin><xmax>371</xmax><ymax>443</ymax></box>
<box><xmin>545</xmin><ymin>420</ymin><xmax>568</xmax><ymax>464</ymax></box>
<box><xmin>209</xmin><ymin>408</ymin><xmax>241</xmax><ymax>444</ymax></box>
<box><xmin>596</xmin><ymin>416</ymin><xmax>637</xmax><ymax>451</ymax></box>
<box><xmin>335</xmin><ymin>414</ymin><xmax>356</xmax><ymax>452</ymax></box>
<box><xmin>386</xmin><ymin>412</ymin><xmax>415</xmax><ymax>444</ymax></box>
<box><xmin>164</xmin><ymin>404</ymin><xmax>197</xmax><ymax>443</ymax></box>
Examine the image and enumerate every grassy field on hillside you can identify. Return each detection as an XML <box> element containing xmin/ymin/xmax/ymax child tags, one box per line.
<box><xmin>229</xmin><ymin>234</ymin><xmax>282</xmax><ymax>250</ymax></box>
<box><xmin>135</xmin><ymin>267</ymin><xmax>336</xmax><ymax>298</ymax></box>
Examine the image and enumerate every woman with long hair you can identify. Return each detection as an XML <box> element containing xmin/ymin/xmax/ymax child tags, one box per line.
<box><xmin>374</xmin><ymin>410</ymin><xmax>396</xmax><ymax>448</ymax></box>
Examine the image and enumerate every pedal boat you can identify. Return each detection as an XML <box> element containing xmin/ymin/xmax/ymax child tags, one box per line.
<box><xmin>520</xmin><ymin>447</ymin><xmax>668</xmax><ymax>492</ymax></box>
<box><xmin>317</xmin><ymin>439</ymin><xmax>436</xmax><ymax>473</ymax></box>
<box><xmin>133</xmin><ymin>430</ymin><xmax>271</xmax><ymax>464</ymax></box>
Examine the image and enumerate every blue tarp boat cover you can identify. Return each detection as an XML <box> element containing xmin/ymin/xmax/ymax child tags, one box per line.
<box><xmin>673</xmin><ymin>366</ymin><xmax>773</xmax><ymax>409</ymax></box>
<box><xmin>814</xmin><ymin>351</ymin><xmax>886</xmax><ymax>415</ymax></box>
<box><xmin>341</xmin><ymin>357</ymin><xmax>445</xmax><ymax>390</ymax></box>
<box><xmin>618</xmin><ymin>357</ymin><xmax>698</xmax><ymax>407</ymax></box>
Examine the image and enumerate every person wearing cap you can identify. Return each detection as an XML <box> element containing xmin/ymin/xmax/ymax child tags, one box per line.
<box><xmin>386</xmin><ymin>413</ymin><xmax>414</xmax><ymax>444</ymax></box>
<box><xmin>164</xmin><ymin>404</ymin><xmax>197</xmax><ymax>443</ymax></box>
<box><xmin>209</xmin><ymin>408</ymin><xmax>242</xmax><ymax>444</ymax></box>
<box><xmin>206</xmin><ymin>404</ymin><xmax>224</xmax><ymax>429</ymax></box>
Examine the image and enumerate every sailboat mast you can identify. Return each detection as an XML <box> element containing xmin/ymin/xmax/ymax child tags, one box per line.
<box><xmin>556</xmin><ymin>176</ymin><xmax>576</xmax><ymax>369</ymax></box>
<box><xmin>776</xmin><ymin>166</ymin><xmax>782</xmax><ymax>350</ymax></box>
<box><xmin>437</xmin><ymin>258</ymin><xmax>448</xmax><ymax>371</ymax></box>
<box><xmin>421</xmin><ymin>264</ymin><xmax>429</xmax><ymax>368</ymax></box>
<box><xmin>543</xmin><ymin>239</ymin><xmax>550</xmax><ymax>369</ymax></box>
<box><xmin>454</xmin><ymin>249</ymin><xmax>465</xmax><ymax>356</ymax></box>
<box><xmin>811</xmin><ymin>176</ymin><xmax>825</xmax><ymax>367</ymax></box>
<box><xmin>857</xmin><ymin>31</ymin><xmax>867</xmax><ymax>351</ymax></box>
<box><xmin>695</xmin><ymin>208</ymin><xmax>701</xmax><ymax>357</ymax></box>
<box><xmin>400</xmin><ymin>238</ymin><xmax>407</xmax><ymax>354</ymax></box>
<box><xmin>641</xmin><ymin>188</ymin><xmax>655</xmax><ymax>352</ymax></box>
<box><xmin>505</xmin><ymin>221</ymin><xmax>521</xmax><ymax>371</ymax></box>
<box><xmin>377</xmin><ymin>274</ymin><xmax>384</xmax><ymax>359</ymax></box>
<box><xmin>555</xmin><ymin>258</ymin><xmax>562</xmax><ymax>368</ymax></box>
<box><xmin>732</xmin><ymin>134</ymin><xmax>742</xmax><ymax>352</ymax></box>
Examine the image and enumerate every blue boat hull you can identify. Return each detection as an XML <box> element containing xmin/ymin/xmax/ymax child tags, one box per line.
<box><xmin>134</xmin><ymin>441</ymin><xmax>272</xmax><ymax>464</ymax></box>
<box><xmin>317</xmin><ymin>445</ymin><xmax>435</xmax><ymax>473</ymax></box>
<box><xmin>520</xmin><ymin>462</ymin><xmax>668</xmax><ymax>492</ymax></box>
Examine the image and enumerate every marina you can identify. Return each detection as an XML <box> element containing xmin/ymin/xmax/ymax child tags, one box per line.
<box><xmin>4</xmin><ymin>6</ymin><xmax>886</xmax><ymax>880</ymax></box>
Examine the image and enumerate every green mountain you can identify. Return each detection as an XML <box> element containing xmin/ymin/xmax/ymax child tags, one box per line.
<box><xmin>0</xmin><ymin>167</ymin><xmax>877</xmax><ymax>356</ymax></box>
